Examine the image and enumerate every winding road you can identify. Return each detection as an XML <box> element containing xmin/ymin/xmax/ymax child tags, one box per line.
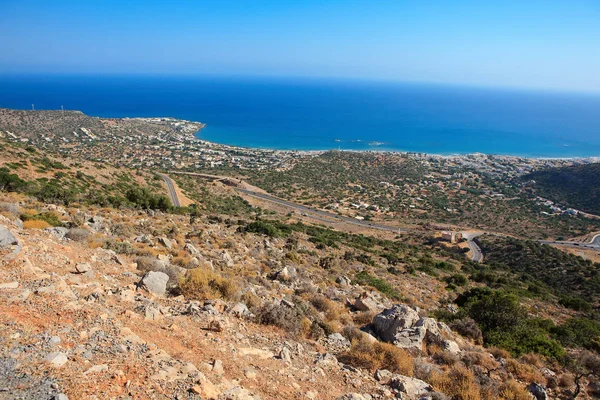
<box><xmin>158</xmin><ymin>173</ymin><xmax>181</xmax><ymax>207</ymax></box>
<box><xmin>166</xmin><ymin>170</ymin><xmax>600</xmax><ymax>263</ymax></box>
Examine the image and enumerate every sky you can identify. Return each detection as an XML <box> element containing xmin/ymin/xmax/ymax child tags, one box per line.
<box><xmin>1</xmin><ymin>0</ymin><xmax>600</xmax><ymax>93</ymax></box>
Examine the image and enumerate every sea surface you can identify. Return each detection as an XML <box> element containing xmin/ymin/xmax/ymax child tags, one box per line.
<box><xmin>1</xmin><ymin>74</ymin><xmax>599</xmax><ymax>157</ymax></box>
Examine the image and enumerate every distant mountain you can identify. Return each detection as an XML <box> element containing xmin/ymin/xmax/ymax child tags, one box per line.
<box><xmin>522</xmin><ymin>163</ymin><xmax>600</xmax><ymax>215</ymax></box>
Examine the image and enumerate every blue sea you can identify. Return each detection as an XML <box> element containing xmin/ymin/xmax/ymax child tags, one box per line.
<box><xmin>1</xmin><ymin>74</ymin><xmax>599</xmax><ymax>157</ymax></box>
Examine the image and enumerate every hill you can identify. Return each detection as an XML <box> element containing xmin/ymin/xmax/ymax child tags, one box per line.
<box><xmin>522</xmin><ymin>163</ymin><xmax>600</xmax><ymax>215</ymax></box>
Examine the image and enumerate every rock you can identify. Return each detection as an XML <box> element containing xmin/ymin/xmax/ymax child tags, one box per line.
<box><xmin>184</xmin><ymin>242</ymin><xmax>200</xmax><ymax>256</ymax></box>
<box><xmin>528</xmin><ymin>383</ymin><xmax>548</xmax><ymax>400</ymax></box>
<box><xmin>83</xmin><ymin>364</ymin><xmax>108</xmax><ymax>375</ymax></box>
<box><xmin>391</xmin><ymin>326</ymin><xmax>427</xmax><ymax>351</ymax></box>
<box><xmin>75</xmin><ymin>262</ymin><xmax>92</xmax><ymax>274</ymax></box>
<box><xmin>353</xmin><ymin>292</ymin><xmax>381</xmax><ymax>312</ymax></box>
<box><xmin>45</xmin><ymin>352</ymin><xmax>68</xmax><ymax>367</ymax></box>
<box><xmin>336</xmin><ymin>276</ymin><xmax>352</xmax><ymax>287</ymax></box>
<box><xmin>49</xmin><ymin>336</ymin><xmax>61</xmax><ymax>346</ymax></box>
<box><xmin>52</xmin><ymin>394</ymin><xmax>69</xmax><ymax>400</ymax></box>
<box><xmin>0</xmin><ymin>225</ymin><xmax>17</xmax><ymax>248</ymax></box>
<box><xmin>279</xmin><ymin>347</ymin><xmax>292</xmax><ymax>362</ymax></box>
<box><xmin>158</xmin><ymin>237</ymin><xmax>173</xmax><ymax>249</ymax></box>
<box><xmin>442</xmin><ymin>340</ymin><xmax>461</xmax><ymax>354</ymax></box>
<box><xmin>212</xmin><ymin>359</ymin><xmax>223</xmax><ymax>374</ymax></box>
<box><xmin>145</xmin><ymin>305</ymin><xmax>163</xmax><ymax>321</ymax></box>
<box><xmin>328</xmin><ymin>332</ymin><xmax>350</xmax><ymax>348</ymax></box>
<box><xmin>372</xmin><ymin>304</ymin><xmax>420</xmax><ymax>342</ymax></box>
<box><xmin>415</xmin><ymin>317</ymin><xmax>448</xmax><ymax>344</ymax></box>
<box><xmin>273</xmin><ymin>266</ymin><xmax>291</xmax><ymax>282</ymax></box>
<box><xmin>388</xmin><ymin>375</ymin><xmax>431</xmax><ymax>398</ymax></box>
<box><xmin>220</xmin><ymin>386</ymin><xmax>258</xmax><ymax>400</ymax></box>
<box><xmin>221</xmin><ymin>250</ymin><xmax>234</xmax><ymax>267</ymax></box>
<box><xmin>239</xmin><ymin>347</ymin><xmax>275</xmax><ymax>359</ymax></box>
<box><xmin>244</xmin><ymin>367</ymin><xmax>258</xmax><ymax>379</ymax></box>
<box><xmin>45</xmin><ymin>227</ymin><xmax>69</xmax><ymax>239</ymax></box>
<box><xmin>375</xmin><ymin>369</ymin><xmax>392</xmax><ymax>382</ymax></box>
<box><xmin>0</xmin><ymin>281</ymin><xmax>19</xmax><ymax>289</ymax></box>
<box><xmin>198</xmin><ymin>379</ymin><xmax>220</xmax><ymax>399</ymax></box>
<box><xmin>230</xmin><ymin>302</ymin><xmax>251</xmax><ymax>318</ymax></box>
<box><xmin>336</xmin><ymin>395</ymin><xmax>367</xmax><ymax>400</ymax></box>
<box><xmin>314</xmin><ymin>352</ymin><xmax>338</xmax><ymax>366</ymax></box>
<box><xmin>138</xmin><ymin>271</ymin><xmax>169</xmax><ymax>296</ymax></box>
<box><xmin>208</xmin><ymin>320</ymin><xmax>223</xmax><ymax>332</ymax></box>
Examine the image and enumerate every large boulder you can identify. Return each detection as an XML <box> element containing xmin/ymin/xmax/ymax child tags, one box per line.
<box><xmin>353</xmin><ymin>292</ymin><xmax>382</xmax><ymax>312</ymax></box>
<box><xmin>0</xmin><ymin>225</ymin><xmax>17</xmax><ymax>248</ymax></box>
<box><xmin>138</xmin><ymin>271</ymin><xmax>169</xmax><ymax>296</ymax></box>
<box><xmin>528</xmin><ymin>383</ymin><xmax>548</xmax><ymax>400</ymax></box>
<box><xmin>372</xmin><ymin>304</ymin><xmax>420</xmax><ymax>343</ymax></box>
<box><xmin>388</xmin><ymin>374</ymin><xmax>431</xmax><ymax>398</ymax></box>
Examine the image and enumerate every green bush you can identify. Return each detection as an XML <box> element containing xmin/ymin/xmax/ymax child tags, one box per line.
<box><xmin>551</xmin><ymin>318</ymin><xmax>600</xmax><ymax>352</ymax></box>
<box><xmin>354</xmin><ymin>271</ymin><xmax>402</xmax><ymax>300</ymax></box>
<box><xmin>20</xmin><ymin>212</ymin><xmax>63</xmax><ymax>227</ymax></box>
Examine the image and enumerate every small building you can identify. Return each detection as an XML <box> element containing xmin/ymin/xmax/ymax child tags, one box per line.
<box><xmin>441</xmin><ymin>231</ymin><xmax>463</xmax><ymax>243</ymax></box>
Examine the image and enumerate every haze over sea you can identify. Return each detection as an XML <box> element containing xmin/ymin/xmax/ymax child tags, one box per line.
<box><xmin>1</xmin><ymin>75</ymin><xmax>599</xmax><ymax>158</ymax></box>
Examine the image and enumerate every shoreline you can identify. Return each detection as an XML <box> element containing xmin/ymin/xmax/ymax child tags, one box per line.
<box><xmin>194</xmin><ymin>129</ymin><xmax>600</xmax><ymax>162</ymax></box>
<box><xmin>2</xmin><ymin>106</ymin><xmax>600</xmax><ymax>162</ymax></box>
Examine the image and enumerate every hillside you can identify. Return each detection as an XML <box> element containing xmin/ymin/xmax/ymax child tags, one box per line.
<box><xmin>2</xmin><ymin>116</ymin><xmax>600</xmax><ymax>397</ymax></box>
<box><xmin>523</xmin><ymin>163</ymin><xmax>600</xmax><ymax>215</ymax></box>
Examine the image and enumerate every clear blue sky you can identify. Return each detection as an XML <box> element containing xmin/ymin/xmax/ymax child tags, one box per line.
<box><xmin>1</xmin><ymin>0</ymin><xmax>600</xmax><ymax>92</ymax></box>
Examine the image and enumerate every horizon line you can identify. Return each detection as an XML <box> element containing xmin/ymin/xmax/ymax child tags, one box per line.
<box><xmin>2</xmin><ymin>70</ymin><xmax>600</xmax><ymax>98</ymax></box>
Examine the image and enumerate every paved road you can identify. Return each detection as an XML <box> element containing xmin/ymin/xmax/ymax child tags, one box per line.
<box><xmin>540</xmin><ymin>239</ymin><xmax>600</xmax><ymax>250</ymax></box>
<box><xmin>236</xmin><ymin>188</ymin><xmax>411</xmax><ymax>234</ymax></box>
<box><xmin>462</xmin><ymin>232</ymin><xmax>484</xmax><ymax>263</ymax></box>
<box><xmin>158</xmin><ymin>173</ymin><xmax>181</xmax><ymax>207</ymax></box>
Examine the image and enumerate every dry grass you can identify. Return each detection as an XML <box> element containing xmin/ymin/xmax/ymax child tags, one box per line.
<box><xmin>353</xmin><ymin>310</ymin><xmax>376</xmax><ymax>325</ymax></box>
<box><xmin>497</xmin><ymin>380</ymin><xmax>534</xmax><ymax>400</ymax></box>
<box><xmin>429</xmin><ymin>365</ymin><xmax>481</xmax><ymax>400</ymax></box>
<box><xmin>489</xmin><ymin>347</ymin><xmax>511</xmax><ymax>359</ymax></box>
<box><xmin>339</xmin><ymin>335</ymin><xmax>414</xmax><ymax>376</ymax></box>
<box><xmin>179</xmin><ymin>267</ymin><xmax>238</xmax><ymax>300</ymax></box>
<box><xmin>309</xmin><ymin>294</ymin><xmax>342</xmax><ymax>322</ymax></box>
<box><xmin>505</xmin><ymin>359</ymin><xmax>546</xmax><ymax>385</ymax></box>
<box><xmin>23</xmin><ymin>219</ymin><xmax>51</xmax><ymax>229</ymax></box>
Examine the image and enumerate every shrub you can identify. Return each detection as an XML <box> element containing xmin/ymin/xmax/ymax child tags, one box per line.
<box><xmin>449</xmin><ymin>318</ymin><xmax>484</xmax><ymax>345</ymax></box>
<box><xmin>20</xmin><ymin>211</ymin><xmax>62</xmax><ymax>227</ymax></box>
<box><xmin>103</xmin><ymin>239</ymin><xmax>134</xmax><ymax>255</ymax></box>
<box><xmin>551</xmin><ymin>317</ymin><xmax>600</xmax><ymax>351</ymax></box>
<box><xmin>429</xmin><ymin>365</ymin><xmax>481</xmax><ymax>400</ymax></box>
<box><xmin>339</xmin><ymin>335</ymin><xmax>413</xmax><ymax>375</ymax></box>
<box><xmin>254</xmin><ymin>302</ymin><xmax>304</xmax><ymax>336</ymax></box>
<box><xmin>504</xmin><ymin>359</ymin><xmax>545</xmax><ymax>385</ymax></box>
<box><xmin>309</xmin><ymin>295</ymin><xmax>341</xmax><ymax>322</ymax></box>
<box><xmin>23</xmin><ymin>219</ymin><xmax>51</xmax><ymax>229</ymax></box>
<box><xmin>65</xmin><ymin>228</ymin><xmax>90</xmax><ymax>242</ymax></box>
<box><xmin>354</xmin><ymin>270</ymin><xmax>402</xmax><ymax>300</ymax></box>
<box><xmin>178</xmin><ymin>267</ymin><xmax>238</xmax><ymax>301</ymax></box>
<box><xmin>498</xmin><ymin>380</ymin><xmax>534</xmax><ymax>400</ymax></box>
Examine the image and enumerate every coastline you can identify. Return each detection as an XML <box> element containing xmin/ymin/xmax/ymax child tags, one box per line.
<box><xmin>1</xmin><ymin>106</ymin><xmax>599</xmax><ymax>162</ymax></box>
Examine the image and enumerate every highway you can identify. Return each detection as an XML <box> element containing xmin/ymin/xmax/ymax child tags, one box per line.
<box><xmin>235</xmin><ymin>188</ymin><xmax>411</xmax><ymax>234</ymax></box>
<box><xmin>158</xmin><ymin>173</ymin><xmax>181</xmax><ymax>207</ymax></box>
<box><xmin>540</xmin><ymin>238</ymin><xmax>600</xmax><ymax>250</ymax></box>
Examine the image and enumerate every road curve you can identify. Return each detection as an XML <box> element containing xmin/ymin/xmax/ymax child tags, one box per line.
<box><xmin>157</xmin><ymin>173</ymin><xmax>181</xmax><ymax>207</ymax></box>
<box><xmin>236</xmin><ymin>188</ymin><xmax>411</xmax><ymax>234</ymax></box>
<box><xmin>462</xmin><ymin>232</ymin><xmax>484</xmax><ymax>263</ymax></box>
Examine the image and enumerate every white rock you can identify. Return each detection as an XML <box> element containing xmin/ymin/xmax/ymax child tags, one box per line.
<box><xmin>45</xmin><ymin>352</ymin><xmax>68</xmax><ymax>367</ymax></box>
